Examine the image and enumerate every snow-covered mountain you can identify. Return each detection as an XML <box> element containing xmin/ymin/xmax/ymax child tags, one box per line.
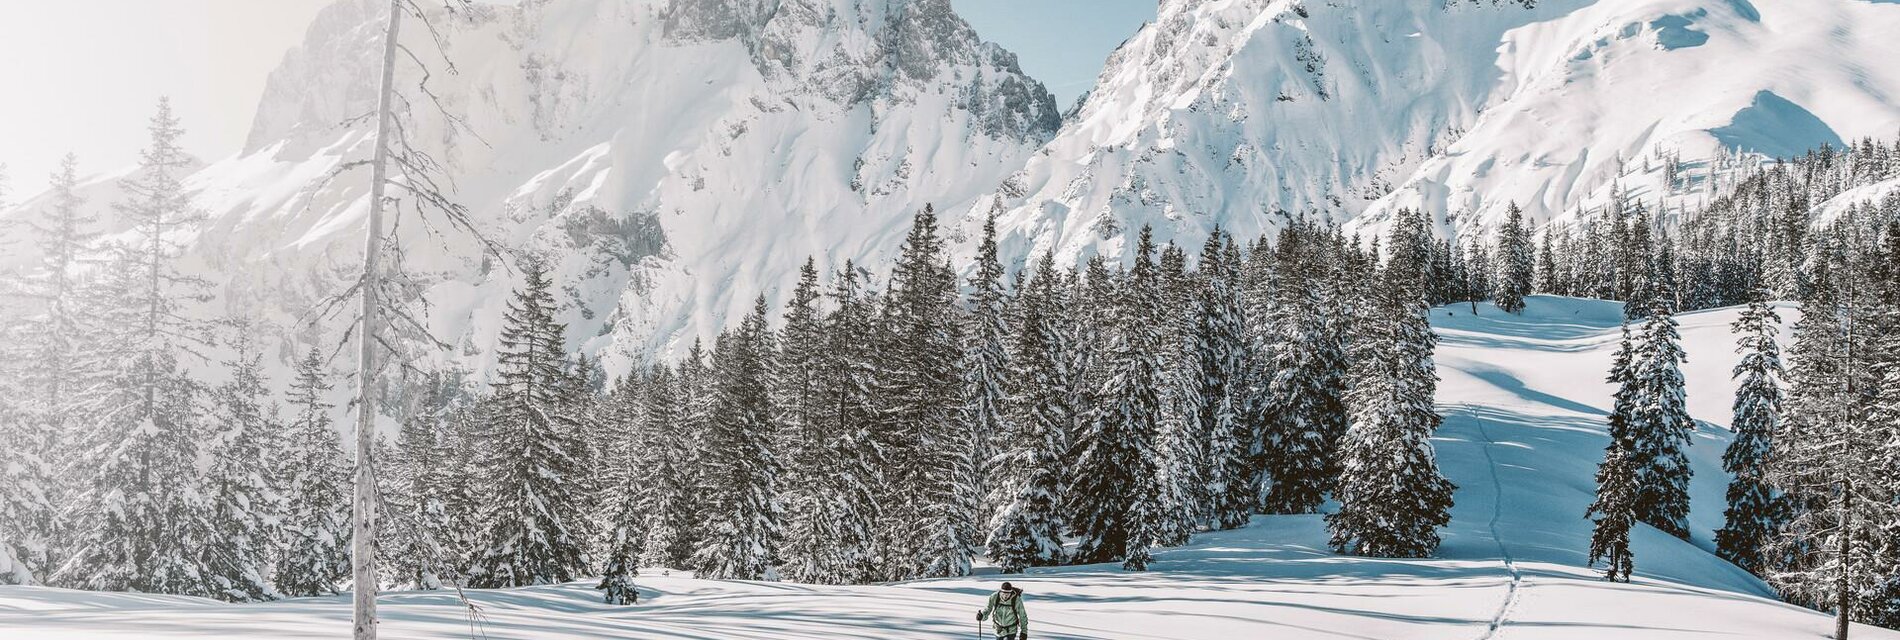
<box><xmin>4</xmin><ymin>0</ymin><xmax>1059</xmax><ymax>377</ymax></box>
<box><xmin>987</xmin><ymin>0</ymin><xmax>1900</xmax><ymax>263</ymax></box>
<box><xmin>6</xmin><ymin>0</ymin><xmax>1900</xmax><ymax>377</ymax></box>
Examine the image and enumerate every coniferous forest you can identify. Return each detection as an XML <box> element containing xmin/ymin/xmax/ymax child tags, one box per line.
<box><xmin>4</xmin><ymin>100</ymin><xmax>1900</xmax><ymax>633</ymax></box>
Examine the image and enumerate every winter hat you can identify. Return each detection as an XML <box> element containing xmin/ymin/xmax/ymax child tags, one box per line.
<box><xmin>1000</xmin><ymin>582</ymin><xmax>1018</xmax><ymax>593</ymax></box>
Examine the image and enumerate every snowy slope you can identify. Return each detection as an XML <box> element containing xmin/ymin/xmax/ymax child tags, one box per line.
<box><xmin>985</xmin><ymin>0</ymin><xmax>1900</xmax><ymax>264</ymax></box>
<box><xmin>3</xmin><ymin>295</ymin><xmax>1884</xmax><ymax>639</ymax></box>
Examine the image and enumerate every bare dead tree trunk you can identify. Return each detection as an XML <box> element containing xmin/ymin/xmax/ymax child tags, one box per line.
<box><xmin>354</xmin><ymin>3</ymin><xmax>403</xmax><ymax>639</ymax></box>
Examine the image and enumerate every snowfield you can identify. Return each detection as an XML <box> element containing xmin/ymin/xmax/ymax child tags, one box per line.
<box><xmin>3</xmin><ymin>296</ymin><xmax>1886</xmax><ymax>639</ymax></box>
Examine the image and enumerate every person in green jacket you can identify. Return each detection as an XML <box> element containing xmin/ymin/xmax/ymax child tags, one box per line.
<box><xmin>976</xmin><ymin>582</ymin><xmax>1028</xmax><ymax>640</ymax></box>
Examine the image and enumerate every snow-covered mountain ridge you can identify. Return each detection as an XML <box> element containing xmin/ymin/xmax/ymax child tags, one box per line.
<box><xmin>989</xmin><ymin>0</ymin><xmax>1900</xmax><ymax>263</ymax></box>
<box><xmin>4</xmin><ymin>0</ymin><xmax>1899</xmax><ymax>379</ymax></box>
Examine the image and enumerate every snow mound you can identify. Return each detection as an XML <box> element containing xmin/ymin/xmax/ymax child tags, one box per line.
<box><xmin>2</xmin><ymin>295</ymin><xmax>1885</xmax><ymax>639</ymax></box>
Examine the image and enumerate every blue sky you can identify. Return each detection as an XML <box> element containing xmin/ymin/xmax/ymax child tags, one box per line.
<box><xmin>951</xmin><ymin>0</ymin><xmax>1157</xmax><ymax>109</ymax></box>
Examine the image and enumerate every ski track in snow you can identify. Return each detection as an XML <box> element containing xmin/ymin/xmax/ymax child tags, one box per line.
<box><xmin>1464</xmin><ymin>403</ymin><xmax>1523</xmax><ymax>640</ymax></box>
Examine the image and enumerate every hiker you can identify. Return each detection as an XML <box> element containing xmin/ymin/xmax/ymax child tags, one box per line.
<box><xmin>976</xmin><ymin>581</ymin><xmax>1029</xmax><ymax>640</ymax></box>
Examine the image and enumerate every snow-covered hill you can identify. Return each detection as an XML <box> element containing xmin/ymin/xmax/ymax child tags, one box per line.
<box><xmin>2</xmin><ymin>296</ymin><xmax>1886</xmax><ymax>639</ymax></box>
<box><xmin>988</xmin><ymin>0</ymin><xmax>1900</xmax><ymax>263</ymax></box>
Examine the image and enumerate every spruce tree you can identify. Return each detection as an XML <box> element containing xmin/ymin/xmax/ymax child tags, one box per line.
<box><xmin>1626</xmin><ymin>284</ymin><xmax>1694</xmax><ymax>539</ymax></box>
<box><xmin>962</xmin><ymin>216</ymin><xmax>1013</xmax><ymax>535</ymax></box>
<box><xmin>1193</xmin><ymin>230</ymin><xmax>1253</xmax><ymax>530</ymax></box>
<box><xmin>1494</xmin><ymin>202</ymin><xmax>1534</xmax><ymax>313</ymax></box>
<box><xmin>637</xmin><ymin>363</ymin><xmax>698</xmax><ymax>571</ymax></box>
<box><xmin>691</xmin><ymin>298</ymin><xmax>782</xmax><ymax>581</ymax></box>
<box><xmin>1327</xmin><ymin>209</ymin><xmax>1455</xmax><ymax>558</ymax></box>
<box><xmin>200</xmin><ymin>323</ymin><xmax>282</xmax><ymax>601</ymax></box>
<box><xmin>779</xmin><ymin>260</ymin><xmax>876</xmax><ymax>584</ymax></box>
<box><xmin>1260</xmin><ymin>222</ymin><xmax>1348</xmax><ymax>514</ymax></box>
<box><xmin>55</xmin><ymin>99</ymin><xmax>215</xmax><ymax>596</ymax></box>
<box><xmin>1715</xmin><ymin>290</ymin><xmax>1785</xmax><ymax>574</ymax></box>
<box><xmin>1586</xmin><ymin>437</ymin><xmax>1639</xmax><ymax>582</ymax></box>
<box><xmin>987</xmin><ymin>252</ymin><xmax>1070</xmax><ymax>572</ymax></box>
<box><xmin>593</xmin><ymin>376</ymin><xmax>645</xmax><ymax>604</ymax></box>
<box><xmin>0</xmin><ymin>399</ymin><xmax>52</xmax><ymax>585</ymax></box>
<box><xmin>277</xmin><ymin>348</ymin><xmax>352</xmax><ymax>596</ymax></box>
<box><xmin>874</xmin><ymin>209</ymin><xmax>976</xmax><ymax>579</ymax></box>
<box><xmin>1071</xmin><ymin>227</ymin><xmax>1167</xmax><ymax>571</ymax></box>
<box><xmin>468</xmin><ymin>261</ymin><xmax>590</xmax><ymax>587</ymax></box>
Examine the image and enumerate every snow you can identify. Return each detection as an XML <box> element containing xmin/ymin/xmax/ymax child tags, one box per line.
<box><xmin>3</xmin><ymin>295</ymin><xmax>1884</xmax><ymax>639</ymax></box>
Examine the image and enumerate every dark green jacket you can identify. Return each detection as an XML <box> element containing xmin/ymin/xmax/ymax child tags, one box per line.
<box><xmin>979</xmin><ymin>589</ymin><xmax>1028</xmax><ymax>634</ymax></box>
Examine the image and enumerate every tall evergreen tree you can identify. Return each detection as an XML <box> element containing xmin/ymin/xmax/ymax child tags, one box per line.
<box><xmin>778</xmin><ymin>260</ymin><xmax>877</xmax><ymax>584</ymax></box>
<box><xmin>1327</xmin><ymin>209</ymin><xmax>1455</xmax><ymax>558</ymax></box>
<box><xmin>691</xmin><ymin>297</ymin><xmax>782</xmax><ymax>581</ymax></box>
<box><xmin>200</xmin><ymin>322</ymin><xmax>282</xmax><ymax>601</ymax></box>
<box><xmin>1260</xmin><ymin>222</ymin><xmax>1349</xmax><ymax>514</ymax></box>
<box><xmin>987</xmin><ymin>252</ymin><xmax>1071</xmax><ymax>573</ymax></box>
<box><xmin>1192</xmin><ymin>230</ymin><xmax>1253</xmax><ymax>530</ymax></box>
<box><xmin>1626</xmin><ymin>284</ymin><xmax>1695</xmax><ymax>539</ymax></box>
<box><xmin>874</xmin><ymin>209</ymin><xmax>976</xmax><ymax>579</ymax></box>
<box><xmin>637</xmin><ymin>362</ymin><xmax>699</xmax><ymax>571</ymax></box>
<box><xmin>1071</xmin><ymin>227</ymin><xmax>1167</xmax><ymax>571</ymax></box>
<box><xmin>1494</xmin><ymin>202</ymin><xmax>1534</xmax><ymax>313</ymax></box>
<box><xmin>963</xmin><ymin>216</ymin><xmax>1014</xmax><ymax>533</ymax></box>
<box><xmin>277</xmin><ymin>348</ymin><xmax>352</xmax><ymax>596</ymax></box>
<box><xmin>1716</xmin><ymin>290</ymin><xmax>1785</xmax><ymax>574</ymax></box>
<box><xmin>593</xmin><ymin>375</ymin><xmax>645</xmax><ymax>604</ymax></box>
<box><xmin>468</xmin><ymin>261</ymin><xmax>590</xmax><ymax>587</ymax></box>
<box><xmin>55</xmin><ymin>99</ymin><xmax>216</xmax><ymax>596</ymax></box>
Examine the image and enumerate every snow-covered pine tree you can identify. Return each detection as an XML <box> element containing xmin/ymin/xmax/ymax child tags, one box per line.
<box><xmin>1327</xmin><ymin>208</ymin><xmax>1455</xmax><ymax>558</ymax></box>
<box><xmin>276</xmin><ymin>348</ymin><xmax>352</xmax><ymax>596</ymax></box>
<box><xmin>468</xmin><ymin>260</ymin><xmax>590</xmax><ymax>587</ymax></box>
<box><xmin>55</xmin><ymin>99</ymin><xmax>217</xmax><ymax>596</ymax></box>
<box><xmin>593</xmin><ymin>373</ymin><xmax>645</xmax><ymax>604</ymax></box>
<box><xmin>636</xmin><ymin>362</ymin><xmax>697</xmax><ymax>571</ymax></box>
<box><xmin>1586</xmin><ymin>435</ymin><xmax>1639</xmax><ymax>583</ymax></box>
<box><xmin>1715</xmin><ymin>289</ymin><xmax>1785</xmax><ymax>574</ymax></box>
<box><xmin>1765</xmin><ymin>238</ymin><xmax>1895</xmax><ymax>633</ymax></box>
<box><xmin>1260</xmin><ymin>221</ymin><xmax>1348</xmax><ymax>514</ymax></box>
<box><xmin>1626</xmin><ymin>282</ymin><xmax>1694</xmax><ymax>539</ymax></box>
<box><xmin>778</xmin><ymin>258</ymin><xmax>872</xmax><ymax>585</ymax></box>
<box><xmin>0</xmin><ymin>398</ymin><xmax>52</xmax><ymax>585</ymax></box>
<box><xmin>1059</xmin><ymin>256</ymin><xmax>1116</xmax><ymax>529</ymax></box>
<box><xmin>1071</xmin><ymin>227</ymin><xmax>1168</xmax><ymax>571</ymax></box>
<box><xmin>646</xmin><ymin>341</ymin><xmax>712</xmax><ymax>570</ymax></box>
<box><xmin>962</xmin><ymin>216</ymin><xmax>1014</xmax><ymax>539</ymax></box>
<box><xmin>1193</xmin><ymin>230</ymin><xmax>1253</xmax><ymax>531</ymax></box>
<box><xmin>811</xmin><ymin>263</ymin><xmax>884</xmax><ymax>582</ymax></box>
<box><xmin>1153</xmin><ymin>242</ymin><xmax>1200</xmax><ymax>546</ymax></box>
<box><xmin>1493</xmin><ymin>202</ymin><xmax>1534</xmax><ymax>314</ymax></box>
<box><xmin>12</xmin><ymin>154</ymin><xmax>99</xmax><ymax>451</ymax></box>
<box><xmin>200</xmin><ymin>321</ymin><xmax>283</xmax><ymax>601</ymax></box>
<box><xmin>873</xmin><ymin>209</ymin><xmax>976</xmax><ymax>580</ymax></box>
<box><xmin>692</xmin><ymin>298</ymin><xmax>783</xmax><ymax>581</ymax></box>
<box><xmin>1535</xmin><ymin>226</ymin><xmax>1559</xmax><ymax>294</ymax></box>
<box><xmin>987</xmin><ymin>251</ymin><xmax>1071</xmax><ymax>573</ymax></box>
